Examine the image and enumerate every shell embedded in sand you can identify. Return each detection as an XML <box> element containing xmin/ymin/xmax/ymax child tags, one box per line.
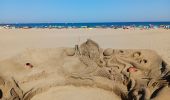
<box><xmin>65</xmin><ymin>48</ymin><xmax>75</xmax><ymax>56</ymax></box>
<box><xmin>103</xmin><ymin>48</ymin><xmax>113</xmax><ymax>56</ymax></box>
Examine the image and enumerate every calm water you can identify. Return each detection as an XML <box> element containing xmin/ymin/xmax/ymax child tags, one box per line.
<box><xmin>0</xmin><ymin>22</ymin><xmax>170</xmax><ymax>28</ymax></box>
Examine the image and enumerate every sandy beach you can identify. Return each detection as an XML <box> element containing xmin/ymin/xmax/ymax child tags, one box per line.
<box><xmin>1</xmin><ymin>0</ymin><xmax>170</xmax><ymax>99</ymax></box>
<box><xmin>0</xmin><ymin>28</ymin><xmax>170</xmax><ymax>62</ymax></box>
<box><xmin>0</xmin><ymin>28</ymin><xmax>170</xmax><ymax>100</ymax></box>
<box><xmin>0</xmin><ymin>29</ymin><xmax>170</xmax><ymax>59</ymax></box>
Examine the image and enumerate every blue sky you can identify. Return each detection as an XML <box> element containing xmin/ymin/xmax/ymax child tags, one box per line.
<box><xmin>0</xmin><ymin>0</ymin><xmax>170</xmax><ymax>23</ymax></box>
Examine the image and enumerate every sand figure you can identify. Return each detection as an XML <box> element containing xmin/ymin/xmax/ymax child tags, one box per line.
<box><xmin>67</xmin><ymin>39</ymin><xmax>103</xmax><ymax>78</ymax></box>
<box><xmin>64</xmin><ymin>40</ymin><xmax>128</xmax><ymax>99</ymax></box>
<box><xmin>79</xmin><ymin>39</ymin><xmax>100</xmax><ymax>60</ymax></box>
<box><xmin>111</xmin><ymin>50</ymin><xmax>170</xmax><ymax>100</ymax></box>
<box><xmin>63</xmin><ymin>40</ymin><xmax>170</xmax><ymax>100</ymax></box>
<box><xmin>0</xmin><ymin>39</ymin><xmax>170</xmax><ymax>100</ymax></box>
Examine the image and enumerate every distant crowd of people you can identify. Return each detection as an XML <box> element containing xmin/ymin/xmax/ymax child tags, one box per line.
<box><xmin>121</xmin><ymin>24</ymin><xmax>170</xmax><ymax>30</ymax></box>
<box><xmin>0</xmin><ymin>24</ymin><xmax>170</xmax><ymax>30</ymax></box>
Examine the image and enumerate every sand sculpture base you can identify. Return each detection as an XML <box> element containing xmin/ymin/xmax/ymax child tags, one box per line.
<box><xmin>0</xmin><ymin>39</ymin><xmax>170</xmax><ymax>100</ymax></box>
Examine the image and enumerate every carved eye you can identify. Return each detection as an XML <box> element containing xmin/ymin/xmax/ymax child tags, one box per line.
<box><xmin>133</xmin><ymin>52</ymin><xmax>141</xmax><ymax>58</ymax></box>
<box><xmin>0</xmin><ymin>89</ymin><xmax>3</xmax><ymax>99</ymax></box>
<box><xmin>118</xmin><ymin>50</ymin><xmax>126</xmax><ymax>55</ymax></box>
<box><xmin>143</xmin><ymin>59</ymin><xmax>147</xmax><ymax>63</ymax></box>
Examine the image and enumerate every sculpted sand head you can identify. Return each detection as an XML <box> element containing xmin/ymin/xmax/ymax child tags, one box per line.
<box><xmin>103</xmin><ymin>49</ymin><xmax>163</xmax><ymax>78</ymax></box>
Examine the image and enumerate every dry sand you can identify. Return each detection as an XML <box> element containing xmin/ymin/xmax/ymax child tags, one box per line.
<box><xmin>0</xmin><ymin>28</ymin><xmax>170</xmax><ymax>62</ymax></box>
<box><xmin>0</xmin><ymin>28</ymin><xmax>170</xmax><ymax>100</ymax></box>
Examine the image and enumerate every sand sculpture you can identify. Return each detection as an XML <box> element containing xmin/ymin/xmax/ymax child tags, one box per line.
<box><xmin>0</xmin><ymin>39</ymin><xmax>170</xmax><ymax>100</ymax></box>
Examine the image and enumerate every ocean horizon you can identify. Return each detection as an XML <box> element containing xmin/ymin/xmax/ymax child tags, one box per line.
<box><xmin>0</xmin><ymin>22</ymin><xmax>170</xmax><ymax>28</ymax></box>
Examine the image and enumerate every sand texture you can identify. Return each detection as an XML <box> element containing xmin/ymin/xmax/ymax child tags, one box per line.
<box><xmin>0</xmin><ymin>29</ymin><xmax>170</xmax><ymax>100</ymax></box>
<box><xmin>0</xmin><ymin>39</ymin><xmax>170</xmax><ymax>100</ymax></box>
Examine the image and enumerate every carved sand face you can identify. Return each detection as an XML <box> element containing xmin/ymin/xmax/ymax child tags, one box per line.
<box><xmin>131</xmin><ymin>50</ymin><xmax>162</xmax><ymax>70</ymax></box>
<box><xmin>103</xmin><ymin>49</ymin><xmax>163</xmax><ymax>80</ymax></box>
<box><xmin>120</xmin><ymin>50</ymin><xmax>162</xmax><ymax>80</ymax></box>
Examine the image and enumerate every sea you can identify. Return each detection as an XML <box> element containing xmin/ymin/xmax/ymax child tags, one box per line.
<box><xmin>0</xmin><ymin>22</ymin><xmax>170</xmax><ymax>28</ymax></box>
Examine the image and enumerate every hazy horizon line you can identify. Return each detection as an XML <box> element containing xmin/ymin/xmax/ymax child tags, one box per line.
<box><xmin>1</xmin><ymin>21</ymin><xmax>170</xmax><ymax>24</ymax></box>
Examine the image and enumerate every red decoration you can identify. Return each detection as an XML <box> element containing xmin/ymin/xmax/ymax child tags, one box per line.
<box><xmin>25</xmin><ymin>63</ymin><xmax>33</xmax><ymax>68</ymax></box>
<box><xmin>128</xmin><ymin>67</ymin><xmax>137</xmax><ymax>72</ymax></box>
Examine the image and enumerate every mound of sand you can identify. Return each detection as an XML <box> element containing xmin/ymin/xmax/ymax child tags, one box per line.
<box><xmin>31</xmin><ymin>86</ymin><xmax>120</xmax><ymax>100</ymax></box>
<box><xmin>0</xmin><ymin>39</ymin><xmax>170</xmax><ymax>100</ymax></box>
